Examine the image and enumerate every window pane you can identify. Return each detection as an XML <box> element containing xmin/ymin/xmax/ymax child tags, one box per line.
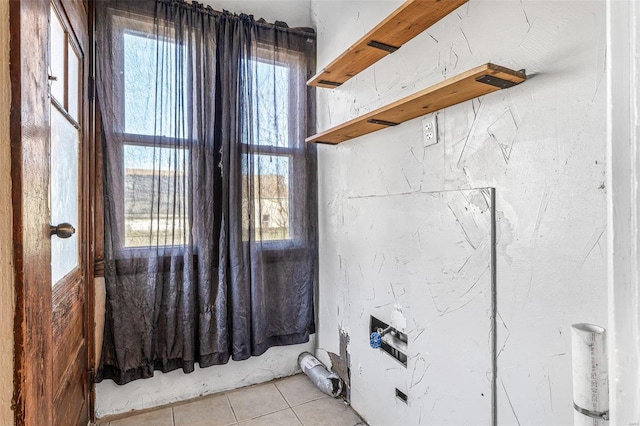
<box><xmin>251</xmin><ymin>60</ymin><xmax>290</xmax><ymax>148</ymax></box>
<box><xmin>50</xmin><ymin>6</ymin><xmax>65</xmax><ymax>104</ymax></box>
<box><xmin>123</xmin><ymin>144</ymin><xmax>189</xmax><ymax>247</ymax></box>
<box><xmin>243</xmin><ymin>155</ymin><xmax>291</xmax><ymax>241</ymax></box>
<box><xmin>51</xmin><ymin>107</ymin><xmax>80</xmax><ymax>284</ymax></box>
<box><xmin>124</xmin><ymin>32</ymin><xmax>188</xmax><ymax>137</ymax></box>
<box><xmin>68</xmin><ymin>43</ymin><xmax>80</xmax><ymax>121</ymax></box>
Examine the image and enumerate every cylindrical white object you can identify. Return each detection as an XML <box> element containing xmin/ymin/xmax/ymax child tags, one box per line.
<box><xmin>298</xmin><ymin>352</ymin><xmax>343</xmax><ymax>398</ymax></box>
<box><xmin>571</xmin><ymin>323</ymin><xmax>609</xmax><ymax>425</ymax></box>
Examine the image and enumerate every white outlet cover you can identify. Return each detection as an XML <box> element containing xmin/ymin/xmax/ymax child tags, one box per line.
<box><xmin>422</xmin><ymin>115</ymin><xmax>438</xmax><ymax>148</ymax></box>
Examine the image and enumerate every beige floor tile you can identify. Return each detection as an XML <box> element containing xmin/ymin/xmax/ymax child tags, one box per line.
<box><xmin>275</xmin><ymin>374</ymin><xmax>328</xmax><ymax>407</ymax></box>
<box><xmin>239</xmin><ymin>408</ymin><xmax>302</xmax><ymax>426</ymax></box>
<box><xmin>292</xmin><ymin>398</ymin><xmax>363</xmax><ymax>426</ymax></box>
<box><xmin>173</xmin><ymin>394</ymin><xmax>237</xmax><ymax>426</ymax></box>
<box><xmin>227</xmin><ymin>382</ymin><xmax>288</xmax><ymax>421</ymax></box>
<box><xmin>109</xmin><ymin>407</ymin><xmax>173</xmax><ymax>426</ymax></box>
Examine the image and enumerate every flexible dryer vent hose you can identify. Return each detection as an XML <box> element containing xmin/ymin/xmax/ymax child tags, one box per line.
<box><xmin>298</xmin><ymin>352</ymin><xmax>343</xmax><ymax>398</ymax></box>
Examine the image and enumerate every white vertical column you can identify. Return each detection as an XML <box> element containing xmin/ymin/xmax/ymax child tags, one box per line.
<box><xmin>606</xmin><ymin>0</ymin><xmax>640</xmax><ymax>423</ymax></box>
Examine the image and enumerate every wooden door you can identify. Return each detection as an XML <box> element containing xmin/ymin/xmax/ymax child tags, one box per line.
<box><xmin>10</xmin><ymin>0</ymin><xmax>92</xmax><ymax>424</ymax></box>
<box><xmin>49</xmin><ymin>1</ymin><xmax>91</xmax><ymax>424</ymax></box>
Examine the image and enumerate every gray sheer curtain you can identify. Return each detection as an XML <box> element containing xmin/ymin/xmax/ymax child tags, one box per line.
<box><xmin>95</xmin><ymin>0</ymin><xmax>317</xmax><ymax>385</ymax></box>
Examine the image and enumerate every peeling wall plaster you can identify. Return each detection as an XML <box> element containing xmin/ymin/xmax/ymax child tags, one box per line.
<box><xmin>312</xmin><ymin>1</ymin><xmax>607</xmax><ymax>424</ymax></box>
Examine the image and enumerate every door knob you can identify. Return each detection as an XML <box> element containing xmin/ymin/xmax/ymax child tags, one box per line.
<box><xmin>50</xmin><ymin>223</ymin><xmax>75</xmax><ymax>239</ymax></box>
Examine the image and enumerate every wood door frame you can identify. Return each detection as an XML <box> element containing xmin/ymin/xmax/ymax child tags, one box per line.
<box><xmin>10</xmin><ymin>0</ymin><xmax>54</xmax><ymax>423</ymax></box>
<box><xmin>86</xmin><ymin>0</ymin><xmax>97</xmax><ymax>420</ymax></box>
<box><xmin>10</xmin><ymin>0</ymin><xmax>95</xmax><ymax>424</ymax></box>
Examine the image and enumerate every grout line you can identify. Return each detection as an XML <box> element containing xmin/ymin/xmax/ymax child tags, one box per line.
<box><xmin>225</xmin><ymin>394</ymin><xmax>239</xmax><ymax>424</ymax></box>
<box><xmin>228</xmin><ymin>383</ymin><xmax>294</xmax><ymax>423</ymax></box>
<box><xmin>289</xmin><ymin>406</ymin><xmax>305</xmax><ymax>426</ymax></box>
<box><xmin>171</xmin><ymin>407</ymin><xmax>176</xmax><ymax>426</ymax></box>
<box><xmin>288</xmin><ymin>393</ymin><xmax>330</xmax><ymax>408</ymax></box>
<box><xmin>272</xmin><ymin>378</ymin><xmax>306</xmax><ymax>425</ymax></box>
<box><xmin>273</xmin><ymin>378</ymin><xmax>292</xmax><ymax>408</ymax></box>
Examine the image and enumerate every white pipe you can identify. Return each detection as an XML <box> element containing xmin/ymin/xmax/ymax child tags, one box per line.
<box><xmin>381</xmin><ymin>333</ymin><xmax>408</xmax><ymax>354</ymax></box>
<box><xmin>571</xmin><ymin>323</ymin><xmax>609</xmax><ymax>425</ymax></box>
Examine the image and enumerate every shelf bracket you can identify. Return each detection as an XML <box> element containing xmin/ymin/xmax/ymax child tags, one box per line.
<box><xmin>317</xmin><ymin>80</ymin><xmax>343</xmax><ymax>87</ymax></box>
<box><xmin>475</xmin><ymin>74</ymin><xmax>520</xmax><ymax>89</ymax></box>
<box><xmin>366</xmin><ymin>40</ymin><xmax>400</xmax><ymax>54</ymax></box>
<box><xmin>367</xmin><ymin>118</ymin><xmax>399</xmax><ymax>127</ymax></box>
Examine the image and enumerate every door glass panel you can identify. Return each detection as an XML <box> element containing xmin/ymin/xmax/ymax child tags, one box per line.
<box><xmin>51</xmin><ymin>107</ymin><xmax>80</xmax><ymax>284</ymax></box>
<box><xmin>50</xmin><ymin>5</ymin><xmax>65</xmax><ymax>105</ymax></box>
<box><xmin>68</xmin><ymin>44</ymin><xmax>80</xmax><ymax>121</ymax></box>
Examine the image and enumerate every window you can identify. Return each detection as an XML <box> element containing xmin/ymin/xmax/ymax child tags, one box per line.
<box><xmin>117</xmin><ymin>17</ymin><xmax>190</xmax><ymax>249</ymax></box>
<box><xmin>122</xmin><ymin>144</ymin><xmax>188</xmax><ymax>247</ymax></box>
<box><xmin>242</xmin><ymin>50</ymin><xmax>305</xmax><ymax>244</ymax></box>
<box><xmin>95</xmin><ymin>1</ymin><xmax>318</xmax><ymax>380</ymax></box>
<box><xmin>243</xmin><ymin>154</ymin><xmax>291</xmax><ymax>241</ymax></box>
<box><xmin>110</xmin><ymin>12</ymin><xmax>310</xmax><ymax>251</ymax></box>
<box><xmin>123</xmin><ymin>30</ymin><xmax>188</xmax><ymax>138</ymax></box>
<box><xmin>50</xmin><ymin>4</ymin><xmax>83</xmax><ymax>284</ymax></box>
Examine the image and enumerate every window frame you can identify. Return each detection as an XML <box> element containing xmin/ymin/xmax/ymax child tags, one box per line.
<box><xmin>97</xmin><ymin>11</ymin><xmax>313</xmax><ymax>263</ymax></box>
<box><xmin>111</xmin><ymin>13</ymin><xmax>193</xmax><ymax>256</ymax></box>
<box><xmin>242</xmin><ymin>44</ymin><xmax>309</xmax><ymax>250</ymax></box>
<box><xmin>119</xmin><ymin>136</ymin><xmax>191</xmax><ymax>252</ymax></box>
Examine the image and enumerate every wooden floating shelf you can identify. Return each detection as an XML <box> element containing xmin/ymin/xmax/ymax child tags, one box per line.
<box><xmin>308</xmin><ymin>0</ymin><xmax>468</xmax><ymax>89</ymax></box>
<box><xmin>306</xmin><ymin>64</ymin><xmax>526</xmax><ymax>145</ymax></box>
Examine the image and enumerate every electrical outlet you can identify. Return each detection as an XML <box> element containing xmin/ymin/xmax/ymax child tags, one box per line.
<box><xmin>396</xmin><ymin>388</ymin><xmax>408</xmax><ymax>404</ymax></box>
<box><xmin>422</xmin><ymin>115</ymin><xmax>438</xmax><ymax>147</ymax></box>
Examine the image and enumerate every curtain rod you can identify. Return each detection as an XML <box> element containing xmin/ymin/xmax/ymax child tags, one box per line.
<box><xmin>157</xmin><ymin>0</ymin><xmax>316</xmax><ymax>36</ymax></box>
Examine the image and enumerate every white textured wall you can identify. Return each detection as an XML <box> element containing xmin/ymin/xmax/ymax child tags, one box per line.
<box><xmin>0</xmin><ymin>0</ymin><xmax>13</xmax><ymax>424</ymax></box>
<box><xmin>312</xmin><ymin>1</ymin><xmax>607</xmax><ymax>424</ymax></box>
<box><xmin>95</xmin><ymin>0</ymin><xmax>314</xmax><ymax>418</ymax></box>
<box><xmin>338</xmin><ymin>188</ymin><xmax>496</xmax><ymax>425</ymax></box>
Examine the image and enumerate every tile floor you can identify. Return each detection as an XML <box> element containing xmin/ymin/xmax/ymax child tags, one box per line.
<box><xmin>98</xmin><ymin>374</ymin><xmax>366</xmax><ymax>426</ymax></box>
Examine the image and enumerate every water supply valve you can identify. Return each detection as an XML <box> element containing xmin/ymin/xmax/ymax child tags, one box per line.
<box><xmin>370</xmin><ymin>326</ymin><xmax>392</xmax><ymax>349</ymax></box>
<box><xmin>369</xmin><ymin>316</ymin><xmax>408</xmax><ymax>366</ymax></box>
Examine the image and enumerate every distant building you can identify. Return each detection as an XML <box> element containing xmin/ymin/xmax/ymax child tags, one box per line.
<box><xmin>124</xmin><ymin>169</ymin><xmax>290</xmax><ymax>245</ymax></box>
